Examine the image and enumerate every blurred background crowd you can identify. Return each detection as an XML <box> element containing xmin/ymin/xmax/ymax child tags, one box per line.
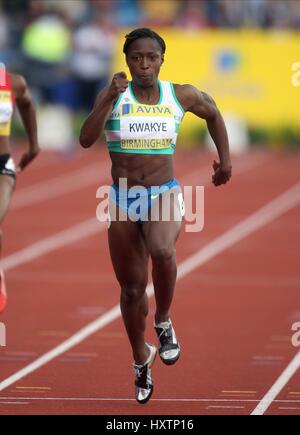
<box><xmin>1</xmin><ymin>0</ymin><xmax>299</xmax><ymax>149</ymax></box>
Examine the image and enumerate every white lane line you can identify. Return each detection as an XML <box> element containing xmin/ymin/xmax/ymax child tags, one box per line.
<box><xmin>0</xmin><ymin>180</ymin><xmax>299</xmax><ymax>393</ymax></box>
<box><xmin>11</xmin><ymin>160</ymin><xmax>110</xmax><ymax>210</ymax></box>
<box><xmin>251</xmin><ymin>350</ymin><xmax>300</xmax><ymax>415</ymax></box>
<box><xmin>207</xmin><ymin>406</ymin><xmax>245</xmax><ymax>409</ymax></box>
<box><xmin>2</xmin><ymin>153</ymin><xmax>265</xmax><ymax>272</ymax></box>
<box><xmin>177</xmin><ymin>181</ymin><xmax>300</xmax><ymax>280</ymax></box>
<box><xmin>0</xmin><ymin>396</ymin><xmax>300</xmax><ymax>404</ymax></box>
<box><xmin>0</xmin><ymin>401</ymin><xmax>29</xmax><ymax>405</ymax></box>
<box><xmin>1</xmin><ymin>219</ymin><xmax>105</xmax><ymax>271</ymax></box>
<box><xmin>179</xmin><ymin>152</ymin><xmax>266</xmax><ymax>186</ymax></box>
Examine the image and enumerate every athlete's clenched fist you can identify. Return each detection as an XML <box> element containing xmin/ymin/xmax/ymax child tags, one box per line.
<box><xmin>108</xmin><ymin>72</ymin><xmax>129</xmax><ymax>100</ymax></box>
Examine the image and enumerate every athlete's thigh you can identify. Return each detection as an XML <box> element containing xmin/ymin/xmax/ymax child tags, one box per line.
<box><xmin>0</xmin><ymin>175</ymin><xmax>15</xmax><ymax>225</ymax></box>
<box><xmin>108</xmin><ymin>217</ymin><xmax>149</xmax><ymax>286</ymax></box>
<box><xmin>142</xmin><ymin>187</ymin><xmax>184</xmax><ymax>252</ymax></box>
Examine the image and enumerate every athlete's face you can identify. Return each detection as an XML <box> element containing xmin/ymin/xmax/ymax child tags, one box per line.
<box><xmin>126</xmin><ymin>38</ymin><xmax>164</xmax><ymax>87</ymax></box>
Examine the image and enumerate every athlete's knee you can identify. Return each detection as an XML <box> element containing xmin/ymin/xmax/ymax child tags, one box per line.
<box><xmin>150</xmin><ymin>245</ymin><xmax>175</xmax><ymax>263</ymax></box>
<box><xmin>121</xmin><ymin>282</ymin><xmax>147</xmax><ymax>304</ymax></box>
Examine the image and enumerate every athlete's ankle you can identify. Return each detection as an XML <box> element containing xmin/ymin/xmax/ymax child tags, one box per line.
<box><xmin>133</xmin><ymin>343</ymin><xmax>150</xmax><ymax>365</ymax></box>
<box><xmin>154</xmin><ymin>313</ymin><xmax>170</xmax><ymax>326</ymax></box>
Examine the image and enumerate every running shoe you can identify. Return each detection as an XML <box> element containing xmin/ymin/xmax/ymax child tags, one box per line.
<box><xmin>0</xmin><ymin>270</ymin><xmax>7</xmax><ymax>314</ymax></box>
<box><xmin>154</xmin><ymin>319</ymin><xmax>180</xmax><ymax>365</ymax></box>
<box><xmin>133</xmin><ymin>343</ymin><xmax>157</xmax><ymax>404</ymax></box>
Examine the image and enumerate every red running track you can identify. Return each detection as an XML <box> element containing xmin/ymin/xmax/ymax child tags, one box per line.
<box><xmin>0</xmin><ymin>146</ymin><xmax>300</xmax><ymax>415</ymax></box>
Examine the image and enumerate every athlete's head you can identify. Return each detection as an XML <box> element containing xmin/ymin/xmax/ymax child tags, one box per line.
<box><xmin>123</xmin><ymin>28</ymin><xmax>165</xmax><ymax>87</ymax></box>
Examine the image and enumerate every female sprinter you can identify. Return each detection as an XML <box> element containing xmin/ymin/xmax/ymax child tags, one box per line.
<box><xmin>0</xmin><ymin>69</ymin><xmax>39</xmax><ymax>313</ymax></box>
<box><xmin>80</xmin><ymin>28</ymin><xmax>232</xmax><ymax>404</ymax></box>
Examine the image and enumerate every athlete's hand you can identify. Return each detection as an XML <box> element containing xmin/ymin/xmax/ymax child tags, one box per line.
<box><xmin>17</xmin><ymin>146</ymin><xmax>40</xmax><ymax>172</ymax></box>
<box><xmin>212</xmin><ymin>160</ymin><xmax>232</xmax><ymax>186</ymax></box>
<box><xmin>108</xmin><ymin>72</ymin><xmax>129</xmax><ymax>100</ymax></box>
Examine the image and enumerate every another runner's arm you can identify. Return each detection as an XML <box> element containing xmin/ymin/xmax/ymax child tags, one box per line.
<box><xmin>11</xmin><ymin>74</ymin><xmax>40</xmax><ymax>171</ymax></box>
<box><xmin>80</xmin><ymin>72</ymin><xmax>129</xmax><ymax>148</ymax></box>
<box><xmin>177</xmin><ymin>84</ymin><xmax>232</xmax><ymax>186</ymax></box>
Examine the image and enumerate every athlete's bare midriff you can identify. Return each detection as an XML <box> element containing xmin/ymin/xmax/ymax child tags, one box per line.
<box><xmin>109</xmin><ymin>152</ymin><xmax>174</xmax><ymax>188</ymax></box>
<box><xmin>0</xmin><ymin>137</ymin><xmax>10</xmax><ymax>155</ymax></box>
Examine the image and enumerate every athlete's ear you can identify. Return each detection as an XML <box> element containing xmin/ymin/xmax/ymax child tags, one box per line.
<box><xmin>161</xmin><ymin>55</ymin><xmax>164</xmax><ymax>66</ymax></box>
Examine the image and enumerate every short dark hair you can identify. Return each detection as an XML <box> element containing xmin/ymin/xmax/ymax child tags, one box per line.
<box><xmin>123</xmin><ymin>28</ymin><xmax>166</xmax><ymax>55</ymax></box>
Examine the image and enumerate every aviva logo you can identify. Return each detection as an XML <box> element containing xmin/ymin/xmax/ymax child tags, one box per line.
<box><xmin>121</xmin><ymin>104</ymin><xmax>173</xmax><ymax>117</ymax></box>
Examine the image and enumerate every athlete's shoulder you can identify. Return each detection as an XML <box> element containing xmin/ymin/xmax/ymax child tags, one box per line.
<box><xmin>172</xmin><ymin>84</ymin><xmax>199</xmax><ymax>112</ymax></box>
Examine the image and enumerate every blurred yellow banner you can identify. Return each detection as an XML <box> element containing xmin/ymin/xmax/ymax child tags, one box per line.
<box><xmin>114</xmin><ymin>30</ymin><xmax>300</xmax><ymax>133</ymax></box>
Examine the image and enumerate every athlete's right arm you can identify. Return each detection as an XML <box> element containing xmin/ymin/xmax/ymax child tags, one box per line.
<box><xmin>79</xmin><ymin>72</ymin><xmax>128</xmax><ymax>148</ymax></box>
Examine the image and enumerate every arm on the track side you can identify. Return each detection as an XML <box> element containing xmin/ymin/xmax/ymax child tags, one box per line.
<box><xmin>79</xmin><ymin>72</ymin><xmax>129</xmax><ymax>148</ymax></box>
<box><xmin>11</xmin><ymin>74</ymin><xmax>40</xmax><ymax>172</ymax></box>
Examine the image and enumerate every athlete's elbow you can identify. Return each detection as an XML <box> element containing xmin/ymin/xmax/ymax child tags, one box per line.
<box><xmin>79</xmin><ymin>138</ymin><xmax>92</xmax><ymax>148</ymax></box>
<box><xmin>207</xmin><ymin>106</ymin><xmax>220</xmax><ymax>121</ymax></box>
<box><xmin>79</xmin><ymin>137</ymin><xmax>91</xmax><ymax>148</ymax></box>
<box><xmin>79</xmin><ymin>130</ymin><xmax>94</xmax><ymax>148</ymax></box>
<box><xmin>205</xmin><ymin>107</ymin><xmax>223</xmax><ymax>127</ymax></box>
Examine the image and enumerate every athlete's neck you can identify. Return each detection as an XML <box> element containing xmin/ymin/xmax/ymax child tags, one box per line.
<box><xmin>131</xmin><ymin>81</ymin><xmax>160</xmax><ymax>105</ymax></box>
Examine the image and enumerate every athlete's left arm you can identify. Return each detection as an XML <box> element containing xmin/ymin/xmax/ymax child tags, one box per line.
<box><xmin>175</xmin><ymin>84</ymin><xmax>232</xmax><ymax>186</ymax></box>
<box><xmin>11</xmin><ymin>74</ymin><xmax>40</xmax><ymax>171</ymax></box>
